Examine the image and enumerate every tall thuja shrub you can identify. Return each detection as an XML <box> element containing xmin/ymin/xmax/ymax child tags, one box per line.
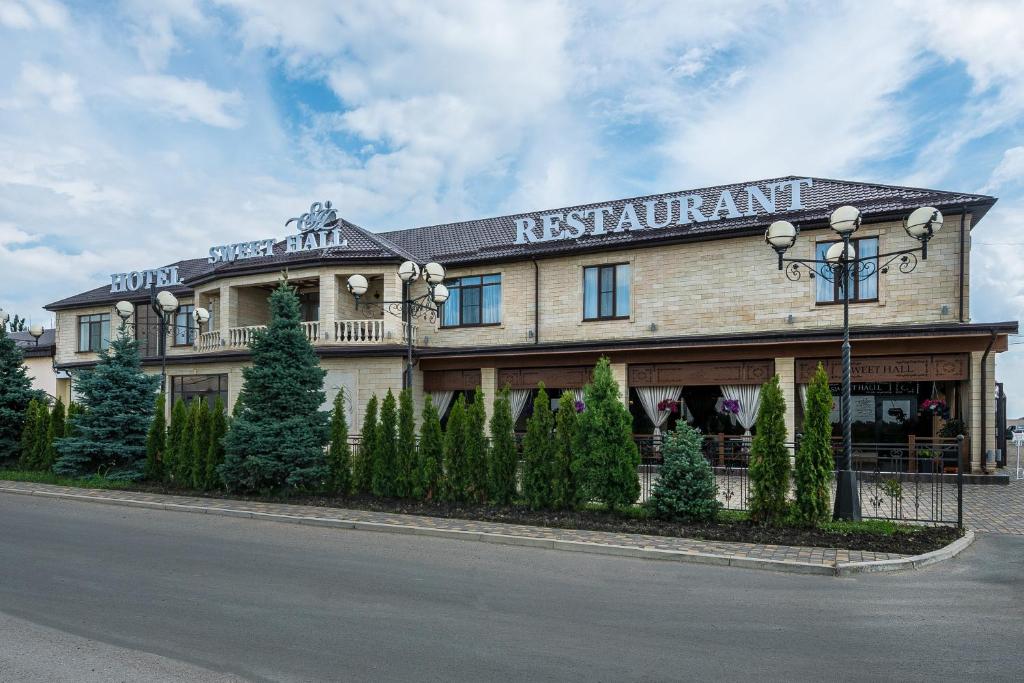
<box><xmin>748</xmin><ymin>375</ymin><xmax>790</xmax><ymax>525</ymax></box>
<box><xmin>220</xmin><ymin>282</ymin><xmax>329</xmax><ymax>492</ymax></box>
<box><xmin>395</xmin><ymin>388</ymin><xmax>417</xmax><ymax>498</ymax></box>
<box><xmin>54</xmin><ymin>326</ymin><xmax>159</xmax><ymax>480</ymax></box>
<box><xmin>43</xmin><ymin>398</ymin><xmax>66</xmax><ymax>470</ymax></box>
<box><xmin>648</xmin><ymin>423</ymin><xmax>721</xmax><ymax>522</ymax></box>
<box><xmin>175</xmin><ymin>399</ymin><xmax>200</xmax><ymax>486</ymax></box>
<box><xmin>145</xmin><ymin>394</ymin><xmax>166</xmax><ymax>481</ymax></box>
<box><xmin>551</xmin><ymin>391</ymin><xmax>579</xmax><ymax>510</ymax></box>
<box><xmin>205</xmin><ymin>397</ymin><xmax>227</xmax><ymax>490</ymax></box>
<box><xmin>0</xmin><ymin>322</ymin><xmax>40</xmax><ymax>464</ymax></box>
<box><xmin>326</xmin><ymin>389</ymin><xmax>352</xmax><ymax>495</ymax></box>
<box><xmin>64</xmin><ymin>402</ymin><xmax>81</xmax><ymax>438</ymax></box>
<box><xmin>190</xmin><ymin>398</ymin><xmax>212</xmax><ymax>489</ymax></box>
<box><xmin>465</xmin><ymin>387</ymin><xmax>488</xmax><ymax>502</ymax></box>
<box><xmin>164</xmin><ymin>398</ymin><xmax>187</xmax><ymax>485</ymax></box>
<box><xmin>487</xmin><ymin>388</ymin><xmax>518</xmax><ymax>505</ymax></box>
<box><xmin>373</xmin><ymin>389</ymin><xmax>398</xmax><ymax>497</ymax></box>
<box><xmin>416</xmin><ymin>396</ymin><xmax>444</xmax><ymax>500</ymax></box>
<box><xmin>442</xmin><ymin>394</ymin><xmax>469</xmax><ymax>501</ymax></box>
<box><xmin>573</xmin><ymin>358</ymin><xmax>640</xmax><ymax>510</ymax></box>
<box><xmin>522</xmin><ymin>384</ymin><xmax>554</xmax><ymax>510</ymax></box>
<box><xmin>794</xmin><ymin>364</ymin><xmax>833</xmax><ymax>525</ymax></box>
<box><xmin>18</xmin><ymin>398</ymin><xmax>44</xmax><ymax>470</ymax></box>
<box><xmin>354</xmin><ymin>395</ymin><xmax>378</xmax><ymax>494</ymax></box>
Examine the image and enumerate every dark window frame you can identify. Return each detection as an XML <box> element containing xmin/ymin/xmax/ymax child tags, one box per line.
<box><xmin>173</xmin><ymin>304</ymin><xmax>196</xmax><ymax>346</ymax></box>
<box><xmin>440</xmin><ymin>273</ymin><xmax>502</xmax><ymax>329</ymax></box>
<box><xmin>170</xmin><ymin>374</ymin><xmax>229</xmax><ymax>409</ymax></box>
<box><xmin>77</xmin><ymin>313</ymin><xmax>110</xmax><ymax>353</ymax></box>
<box><xmin>583</xmin><ymin>263</ymin><xmax>631</xmax><ymax>321</ymax></box>
<box><xmin>815</xmin><ymin>237</ymin><xmax>880</xmax><ymax>305</ymax></box>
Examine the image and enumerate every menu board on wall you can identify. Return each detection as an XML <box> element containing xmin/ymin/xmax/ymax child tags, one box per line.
<box><xmin>829</xmin><ymin>395</ymin><xmax>875</xmax><ymax>424</ymax></box>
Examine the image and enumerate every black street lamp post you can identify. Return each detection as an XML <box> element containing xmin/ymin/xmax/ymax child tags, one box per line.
<box><xmin>765</xmin><ymin>205</ymin><xmax>944</xmax><ymax>520</ymax></box>
<box><xmin>346</xmin><ymin>261</ymin><xmax>449</xmax><ymax>393</ymax></box>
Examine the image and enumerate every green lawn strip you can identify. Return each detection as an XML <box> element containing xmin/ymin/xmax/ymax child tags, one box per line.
<box><xmin>0</xmin><ymin>469</ymin><xmax>130</xmax><ymax>490</ymax></box>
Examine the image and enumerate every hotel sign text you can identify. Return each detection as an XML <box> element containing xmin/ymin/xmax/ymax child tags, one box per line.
<box><xmin>513</xmin><ymin>178</ymin><xmax>813</xmax><ymax>245</ymax></box>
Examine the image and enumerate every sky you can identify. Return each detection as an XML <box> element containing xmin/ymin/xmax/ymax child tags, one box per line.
<box><xmin>2</xmin><ymin>0</ymin><xmax>1023</xmax><ymax>409</ymax></box>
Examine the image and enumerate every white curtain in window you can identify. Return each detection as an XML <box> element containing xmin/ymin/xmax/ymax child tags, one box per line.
<box><xmin>431</xmin><ymin>391</ymin><xmax>455</xmax><ymax>419</ymax></box>
<box><xmin>509</xmin><ymin>389</ymin><xmax>532</xmax><ymax>423</ymax></box>
<box><xmin>441</xmin><ymin>287</ymin><xmax>460</xmax><ymax>327</ymax></box>
<box><xmin>799</xmin><ymin>385</ymin><xmax>808</xmax><ymax>411</ymax></box>
<box><xmin>573</xmin><ymin>388</ymin><xmax>585</xmax><ymax>404</ymax></box>
<box><xmin>483</xmin><ymin>281</ymin><xmax>501</xmax><ymax>324</ymax></box>
<box><xmin>635</xmin><ymin>386</ymin><xmax>684</xmax><ymax>438</ymax></box>
<box><xmin>721</xmin><ymin>384</ymin><xmax>762</xmax><ymax>436</ymax></box>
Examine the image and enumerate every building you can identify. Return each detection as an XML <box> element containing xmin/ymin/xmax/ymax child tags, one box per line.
<box><xmin>44</xmin><ymin>176</ymin><xmax>1016</xmax><ymax>473</ymax></box>
<box><xmin>10</xmin><ymin>328</ymin><xmax>57</xmax><ymax>399</ymax></box>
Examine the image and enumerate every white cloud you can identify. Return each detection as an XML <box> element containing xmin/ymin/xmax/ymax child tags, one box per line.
<box><xmin>983</xmin><ymin>147</ymin><xmax>1024</xmax><ymax>193</ymax></box>
<box><xmin>17</xmin><ymin>62</ymin><xmax>80</xmax><ymax>112</ymax></box>
<box><xmin>122</xmin><ymin>75</ymin><xmax>244</xmax><ymax>128</ymax></box>
<box><xmin>0</xmin><ymin>0</ymin><xmax>66</xmax><ymax>30</ymax></box>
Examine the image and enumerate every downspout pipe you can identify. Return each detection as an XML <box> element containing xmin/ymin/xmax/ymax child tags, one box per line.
<box><xmin>958</xmin><ymin>205</ymin><xmax>967</xmax><ymax>323</ymax></box>
<box><xmin>979</xmin><ymin>328</ymin><xmax>997</xmax><ymax>474</ymax></box>
<box><xmin>532</xmin><ymin>258</ymin><xmax>539</xmax><ymax>344</ymax></box>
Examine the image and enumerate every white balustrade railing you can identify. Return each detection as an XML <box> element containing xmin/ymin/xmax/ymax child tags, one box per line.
<box><xmin>228</xmin><ymin>325</ymin><xmax>265</xmax><ymax>348</ymax></box>
<box><xmin>403</xmin><ymin>322</ymin><xmax>418</xmax><ymax>344</ymax></box>
<box><xmin>301</xmin><ymin>320</ymin><xmax>320</xmax><ymax>343</ymax></box>
<box><xmin>334</xmin><ymin>319</ymin><xmax>385</xmax><ymax>344</ymax></box>
<box><xmin>193</xmin><ymin>330</ymin><xmax>222</xmax><ymax>352</ymax></box>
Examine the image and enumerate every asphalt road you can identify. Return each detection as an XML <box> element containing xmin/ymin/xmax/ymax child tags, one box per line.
<box><xmin>0</xmin><ymin>494</ymin><xmax>1019</xmax><ymax>682</ymax></box>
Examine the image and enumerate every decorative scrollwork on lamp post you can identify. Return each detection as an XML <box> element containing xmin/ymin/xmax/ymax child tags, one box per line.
<box><xmin>765</xmin><ymin>205</ymin><xmax>943</xmax><ymax>520</ymax></box>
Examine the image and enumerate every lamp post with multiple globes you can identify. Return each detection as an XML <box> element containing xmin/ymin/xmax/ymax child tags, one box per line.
<box><xmin>764</xmin><ymin>205</ymin><xmax>943</xmax><ymax>520</ymax></box>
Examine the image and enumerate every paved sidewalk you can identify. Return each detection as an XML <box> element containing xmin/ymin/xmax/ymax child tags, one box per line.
<box><xmin>964</xmin><ymin>475</ymin><xmax>1024</xmax><ymax>534</ymax></box>
<box><xmin>0</xmin><ymin>480</ymin><xmax>906</xmax><ymax>570</ymax></box>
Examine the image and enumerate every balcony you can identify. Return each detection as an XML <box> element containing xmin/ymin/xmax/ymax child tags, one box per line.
<box><xmin>194</xmin><ymin>319</ymin><xmax>414</xmax><ymax>351</ymax></box>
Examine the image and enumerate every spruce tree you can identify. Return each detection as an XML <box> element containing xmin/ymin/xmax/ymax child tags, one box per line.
<box><xmin>206</xmin><ymin>397</ymin><xmax>227</xmax><ymax>490</ymax></box>
<box><xmin>326</xmin><ymin>388</ymin><xmax>352</xmax><ymax>495</ymax></box>
<box><xmin>43</xmin><ymin>398</ymin><xmax>66</xmax><ymax>470</ymax></box>
<box><xmin>220</xmin><ymin>282</ymin><xmax>329</xmax><ymax>492</ymax></box>
<box><xmin>190</xmin><ymin>398</ymin><xmax>211</xmax><ymax>489</ymax></box>
<box><xmin>442</xmin><ymin>394</ymin><xmax>469</xmax><ymax>501</ymax></box>
<box><xmin>18</xmin><ymin>398</ymin><xmax>43</xmax><ymax>470</ymax></box>
<box><xmin>395</xmin><ymin>388</ymin><xmax>416</xmax><ymax>498</ymax></box>
<box><xmin>0</xmin><ymin>323</ymin><xmax>40</xmax><ymax>463</ymax></box>
<box><xmin>354</xmin><ymin>395</ymin><xmax>378</xmax><ymax>494</ymax></box>
<box><xmin>416</xmin><ymin>395</ymin><xmax>444</xmax><ymax>500</ymax></box>
<box><xmin>748</xmin><ymin>375</ymin><xmax>790</xmax><ymax>525</ymax></box>
<box><xmin>522</xmin><ymin>384</ymin><xmax>555</xmax><ymax>510</ymax></box>
<box><xmin>551</xmin><ymin>391</ymin><xmax>579</xmax><ymax>510</ymax></box>
<box><xmin>373</xmin><ymin>389</ymin><xmax>398</xmax><ymax>497</ymax></box>
<box><xmin>794</xmin><ymin>364</ymin><xmax>834</xmax><ymax>526</ymax></box>
<box><xmin>572</xmin><ymin>358</ymin><xmax>640</xmax><ymax>510</ymax></box>
<box><xmin>648</xmin><ymin>423</ymin><xmax>721</xmax><ymax>522</ymax></box>
<box><xmin>487</xmin><ymin>388</ymin><xmax>518</xmax><ymax>505</ymax></box>
<box><xmin>145</xmin><ymin>394</ymin><xmax>166</xmax><ymax>481</ymax></box>
<box><xmin>54</xmin><ymin>325</ymin><xmax>160</xmax><ymax>480</ymax></box>
<box><xmin>165</xmin><ymin>398</ymin><xmax>188</xmax><ymax>485</ymax></box>
<box><xmin>465</xmin><ymin>387</ymin><xmax>488</xmax><ymax>502</ymax></box>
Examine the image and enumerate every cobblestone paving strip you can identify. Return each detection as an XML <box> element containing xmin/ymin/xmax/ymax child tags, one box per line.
<box><xmin>0</xmin><ymin>480</ymin><xmax>906</xmax><ymax>568</ymax></box>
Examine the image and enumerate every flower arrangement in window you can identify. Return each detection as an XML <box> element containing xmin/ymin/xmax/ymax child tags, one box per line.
<box><xmin>574</xmin><ymin>400</ymin><xmax>586</xmax><ymax>413</ymax></box>
<box><xmin>719</xmin><ymin>399</ymin><xmax>740</xmax><ymax>416</ymax></box>
<box><xmin>921</xmin><ymin>399</ymin><xmax>950</xmax><ymax>420</ymax></box>
<box><xmin>657</xmin><ymin>399</ymin><xmax>681</xmax><ymax>414</ymax></box>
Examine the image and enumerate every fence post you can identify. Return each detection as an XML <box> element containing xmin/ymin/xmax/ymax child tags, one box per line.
<box><xmin>717</xmin><ymin>433</ymin><xmax>725</xmax><ymax>467</ymax></box>
<box><xmin>957</xmin><ymin>434</ymin><xmax>964</xmax><ymax>529</ymax></box>
<box><xmin>908</xmin><ymin>434</ymin><xmax>917</xmax><ymax>473</ymax></box>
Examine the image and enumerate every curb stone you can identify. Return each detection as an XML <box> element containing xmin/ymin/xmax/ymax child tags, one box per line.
<box><xmin>0</xmin><ymin>484</ymin><xmax>969</xmax><ymax>577</ymax></box>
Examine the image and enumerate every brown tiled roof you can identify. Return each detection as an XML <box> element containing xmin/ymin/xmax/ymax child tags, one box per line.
<box><xmin>46</xmin><ymin>175</ymin><xmax>995</xmax><ymax>310</ymax></box>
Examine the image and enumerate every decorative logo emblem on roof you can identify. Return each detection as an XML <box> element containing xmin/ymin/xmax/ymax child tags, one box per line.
<box><xmin>286</xmin><ymin>201</ymin><xmax>340</xmax><ymax>234</ymax></box>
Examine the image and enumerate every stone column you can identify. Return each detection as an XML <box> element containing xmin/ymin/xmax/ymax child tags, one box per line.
<box><xmin>381</xmin><ymin>271</ymin><xmax>404</xmax><ymax>343</ymax></box>
<box><xmin>775</xmin><ymin>357</ymin><xmax>797</xmax><ymax>446</ymax></box>
<box><xmin>610</xmin><ymin>362</ymin><xmax>628</xmax><ymax>406</ymax></box>
<box><xmin>219</xmin><ymin>284</ymin><xmax>233</xmax><ymax>339</ymax></box>
<box><xmin>968</xmin><ymin>350</ymin><xmax>996</xmax><ymax>473</ymax></box>
<box><xmin>481</xmin><ymin>367</ymin><xmax>497</xmax><ymax>434</ymax></box>
<box><xmin>319</xmin><ymin>272</ymin><xmax>336</xmax><ymax>343</ymax></box>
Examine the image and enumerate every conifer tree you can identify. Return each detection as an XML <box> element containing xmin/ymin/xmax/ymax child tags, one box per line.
<box><xmin>43</xmin><ymin>398</ymin><xmax>66</xmax><ymax>470</ymax></box>
<box><xmin>164</xmin><ymin>398</ymin><xmax>187</xmax><ymax>485</ymax></box>
<box><xmin>373</xmin><ymin>389</ymin><xmax>398</xmax><ymax>497</ymax></box>
<box><xmin>145</xmin><ymin>394</ymin><xmax>166</xmax><ymax>481</ymax></box>
<box><xmin>31</xmin><ymin>401</ymin><xmax>50</xmax><ymax>470</ymax></box>
<box><xmin>416</xmin><ymin>395</ymin><xmax>444</xmax><ymax>500</ymax></box>
<box><xmin>326</xmin><ymin>388</ymin><xmax>352</xmax><ymax>495</ymax></box>
<box><xmin>176</xmin><ymin>398</ymin><xmax>200</xmax><ymax>486</ymax></box>
<box><xmin>220</xmin><ymin>282</ymin><xmax>329</xmax><ymax>492</ymax></box>
<box><xmin>354</xmin><ymin>395</ymin><xmax>378</xmax><ymax>494</ymax></box>
<box><xmin>749</xmin><ymin>375</ymin><xmax>790</xmax><ymax>525</ymax></box>
<box><xmin>465</xmin><ymin>387</ymin><xmax>488</xmax><ymax>502</ymax></box>
<box><xmin>487</xmin><ymin>388</ymin><xmax>518</xmax><ymax>505</ymax></box>
<box><xmin>64</xmin><ymin>402</ymin><xmax>81</xmax><ymax>438</ymax></box>
<box><xmin>394</xmin><ymin>388</ymin><xmax>416</xmax><ymax>498</ymax></box>
<box><xmin>551</xmin><ymin>390</ymin><xmax>579</xmax><ymax>510</ymax></box>
<box><xmin>572</xmin><ymin>358</ymin><xmax>640</xmax><ymax>510</ymax></box>
<box><xmin>205</xmin><ymin>397</ymin><xmax>227</xmax><ymax>490</ymax></box>
<box><xmin>522</xmin><ymin>384</ymin><xmax>555</xmax><ymax>509</ymax></box>
<box><xmin>648</xmin><ymin>423</ymin><xmax>721</xmax><ymax>522</ymax></box>
<box><xmin>190</xmin><ymin>398</ymin><xmax>211</xmax><ymax>489</ymax></box>
<box><xmin>18</xmin><ymin>398</ymin><xmax>43</xmax><ymax>470</ymax></box>
<box><xmin>442</xmin><ymin>394</ymin><xmax>469</xmax><ymax>501</ymax></box>
<box><xmin>0</xmin><ymin>323</ymin><xmax>40</xmax><ymax>463</ymax></box>
<box><xmin>53</xmin><ymin>325</ymin><xmax>160</xmax><ymax>480</ymax></box>
<box><xmin>794</xmin><ymin>364</ymin><xmax>834</xmax><ymax>526</ymax></box>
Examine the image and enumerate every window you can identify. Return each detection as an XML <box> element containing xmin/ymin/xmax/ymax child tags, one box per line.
<box><xmin>171</xmin><ymin>374</ymin><xmax>228</xmax><ymax>408</ymax></box>
<box><xmin>815</xmin><ymin>237</ymin><xmax>878</xmax><ymax>304</ymax></box>
<box><xmin>77</xmin><ymin>313</ymin><xmax>110</xmax><ymax>353</ymax></box>
<box><xmin>299</xmin><ymin>292</ymin><xmax>319</xmax><ymax>322</ymax></box>
<box><xmin>441</xmin><ymin>274</ymin><xmax>501</xmax><ymax>327</ymax></box>
<box><xmin>174</xmin><ymin>304</ymin><xmax>196</xmax><ymax>346</ymax></box>
<box><xmin>583</xmin><ymin>263</ymin><xmax>630</xmax><ymax>320</ymax></box>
